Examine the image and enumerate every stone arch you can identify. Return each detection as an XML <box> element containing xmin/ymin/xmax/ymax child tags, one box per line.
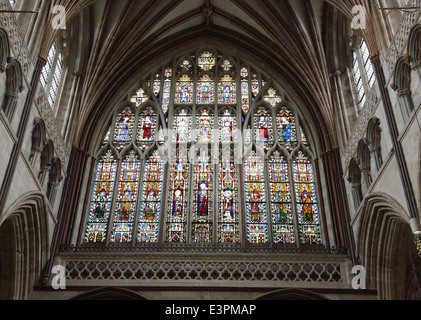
<box><xmin>366</xmin><ymin>117</ymin><xmax>383</xmax><ymax>171</ymax></box>
<box><xmin>408</xmin><ymin>24</ymin><xmax>421</xmax><ymax>68</ymax></box>
<box><xmin>256</xmin><ymin>288</ymin><xmax>328</xmax><ymax>300</ymax></box>
<box><xmin>392</xmin><ymin>56</ymin><xmax>414</xmax><ymax>122</ymax></box>
<box><xmin>0</xmin><ymin>28</ymin><xmax>10</xmax><ymax>72</ymax></box>
<box><xmin>39</xmin><ymin>139</ymin><xmax>55</xmax><ymax>185</ymax></box>
<box><xmin>348</xmin><ymin>158</ymin><xmax>363</xmax><ymax>211</ymax></box>
<box><xmin>70</xmin><ymin>287</ymin><xmax>150</xmax><ymax>300</ymax></box>
<box><xmin>2</xmin><ymin>58</ymin><xmax>24</xmax><ymax>121</ymax></box>
<box><xmin>29</xmin><ymin>118</ymin><xmax>47</xmax><ymax>166</ymax></box>
<box><xmin>357</xmin><ymin>140</ymin><xmax>372</xmax><ymax>189</ymax></box>
<box><xmin>0</xmin><ymin>192</ymin><xmax>50</xmax><ymax>300</ymax></box>
<box><xmin>357</xmin><ymin>193</ymin><xmax>418</xmax><ymax>300</ymax></box>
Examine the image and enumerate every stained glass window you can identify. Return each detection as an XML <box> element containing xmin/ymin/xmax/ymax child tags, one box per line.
<box><xmin>293</xmin><ymin>152</ymin><xmax>322</xmax><ymax>244</ymax></box>
<box><xmin>137</xmin><ymin>107</ymin><xmax>157</xmax><ymax>150</ymax></box>
<box><xmin>218</xmin><ymin>75</ymin><xmax>236</xmax><ymax>105</ymax></box>
<box><xmin>219</xmin><ymin>109</ymin><xmax>236</xmax><ymax>143</ymax></box>
<box><xmin>85</xmin><ymin>150</ymin><xmax>117</xmax><ymax>243</ymax></box>
<box><xmin>85</xmin><ymin>49</ymin><xmax>326</xmax><ymax>248</ymax></box>
<box><xmin>102</xmin><ymin>125</ymin><xmax>111</xmax><ymax>147</ymax></box>
<box><xmin>244</xmin><ymin>151</ymin><xmax>268</xmax><ymax>244</ymax></box>
<box><xmin>197</xmin><ymin>75</ymin><xmax>215</xmax><ymax>105</ymax></box>
<box><xmin>198</xmin><ymin>51</ymin><xmax>215</xmax><ymax>71</ymax></box>
<box><xmin>196</xmin><ymin>109</ymin><xmax>214</xmax><ymax>143</ymax></box>
<box><xmin>131</xmin><ymin>88</ymin><xmax>148</xmax><ymax>107</ymax></box>
<box><xmin>111</xmin><ymin>151</ymin><xmax>141</xmax><ymax>243</ymax></box>
<box><xmin>241</xmin><ymin>67</ymin><xmax>250</xmax><ymax>114</ymax></box>
<box><xmin>138</xmin><ymin>151</ymin><xmax>164</xmax><ymax>243</ymax></box>
<box><xmin>192</xmin><ymin>150</ymin><xmax>213</xmax><ymax>243</ymax></box>
<box><xmin>221</xmin><ymin>59</ymin><xmax>233</xmax><ymax>72</ymax></box>
<box><xmin>277</xmin><ymin>107</ymin><xmax>297</xmax><ymax>151</ymax></box>
<box><xmin>175</xmin><ymin>75</ymin><xmax>193</xmax><ymax>104</ymax></box>
<box><xmin>251</xmin><ymin>76</ymin><xmax>259</xmax><ymax>102</ymax></box>
<box><xmin>218</xmin><ymin>148</ymin><xmax>239</xmax><ymax>243</ymax></box>
<box><xmin>264</xmin><ymin>88</ymin><xmax>282</xmax><ymax>107</ymax></box>
<box><xmin>269</xmin><ymin>152</ymin><xmax>295</xmax><ymax>244</ymax></box>
<box><xmin>153</xmin><ymin>75</ymin><xmax>161</xmax><ymax>100</ymax></box>
<box><xmin>173</xmin><ymin>109</ymin><xmax>192</xmax><ymax>143</ymax></box>
<box><xmin>254</xmin><ymin>107</ymin><xmax>273</xmax><ymax>151</ymax></box>
<box><xmin>113</xmin><ymin>108</ymin><xmax>135</xmax><ymax>151</ymax></box>
<box><xmin>166</xmin><ymin>149</ymin><xmax>190</xmax><ymax>242</ymax></box>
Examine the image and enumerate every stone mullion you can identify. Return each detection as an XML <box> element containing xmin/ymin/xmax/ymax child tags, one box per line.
<box><xmin>288</xmin><ymin>157</ymin><xmax>300</xmax><ymax>248</ymax></box>
<box><xmin>105</xmin><ymin>157</ymin><xmax>122</xmax><ymax>246</ymax></box>
<box><xmin>131</xmin><ymin>157</ymin><xmax>146</xmax><ymax>246</ymax></box>
<box><xmin>158</xmin><ymin>162</ymin><xmax>170</xmax><ymax>245</ymax></box>
<box><xmin>314</xmin><ymin>158</ymin><xmax>331</xmax><ymax>249</ymax></box>
<box><xmin>264</xmin><ymin>158</ymin><xmax>274</xmax><ymax>246</ymax></box>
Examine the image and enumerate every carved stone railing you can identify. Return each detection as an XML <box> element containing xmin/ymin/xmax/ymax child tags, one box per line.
<box><xmin>0</xmin><ymin>0</ymin><xmax>33</xmax><ymax>76</ymax></box>
<box><xmin>35</xmin><ymin>93</ymin><xmax>69</xmax><ymax>168</ymax></box>
<box><xmin>344</xmin><ymin>87</ymin><xmax>379</xmax><ymax>168</ymax></box>
<box><xmin>57</xmin><ymin>245</ymin><xmax>350</xmax><ymax>288</ymax></box>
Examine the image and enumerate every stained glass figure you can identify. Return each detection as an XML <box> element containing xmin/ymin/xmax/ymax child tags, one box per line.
<box><xmin>254</xmin><ymin>107</ymin><xmax>273</xmax><ymax>151</ymax></box>
<box><xmin>173</xmin><ymin>109</ymin><xmax>192</xmax><ymax>143</ymax></box>
<box><xmin>85</xmin><ymin>150</ymin><xmax>117</xmax><ymax>243</ymax></box>
<box><xmin>196</xmin><ymin>75</ymin><xmax>215</xmax><ymax>105</ymax></box>
<box><xmin>218</xmin><ymin>75</ymin><xmax>236</xmax><ymax>105</ymax></box>
<box><xmin>219</xmin><ymin>109</ymin><xmax>236</xmax><ymax>143</ymax></box>
<box><xmin>131</xmin><ymin>88</ymin><xmax>148</xmax><ymax>107</ymax></box>
<box><xmin>264</xmin><ymin>88</ymin><xmax>282</xmax><ymax>107</ymax></box>
<box><xmin>218</xmin><ymin>148</ymin><xmax>239</xmax><ymax>243</ymax></box>
<box><xmin>245</xmin><ymin>151</ymin><xmax>268</xmax><ymax>243</ymax></box>
<box><xmin>192</xmin><ymin>151</ymin><xmax>213</xmax><ymax>243</ymax></box>
<box><xmin>198</xmin><ymin>51</ymin><xmax>215</xmax><ymax>71</ymax></box>
<box><xmin>196</xmin><ymin>109</ymin><xmax>214</xmax><ymax>143</ymax></box>
<box><xmin>277</xmin><ymin>107</ymin><xmax>297</xmax><ymax>151</ymax></box>
<box><xmin>293</xmin><ymin>152</ymin><xmax>322</xmax><ymax>244</ymax></box>
<box><xmin>166</xmin><ymin>149</ymin><xmax>189</xmax><ymax>242</ymax></box>
<box><xmin>111</xmin><ymin>151</ymin><xmax>141</xmax><ymax>243</ymax></box>
<box><xmin>138</xmin><ymin>151</ymin><xmax>164</xmax><ymax>243</ymax></box>
<box><xmin>269</xmin><ymin>152</ymin><xmax>295</xmax><ymax>244</ymax></box>
<box><xmin>113</xmin><ymin>108</ymin><xmax>135</xmax><ymax>151</ymax></box>
<box><xmin>136</xmin><ymin>107</ymin><xmax>157</xmax><ymax>151</ymax></box>
<box><xmin>175</xmin><ymin>75</ymin><xmax>193</xmax><ymax>104</ymax></box>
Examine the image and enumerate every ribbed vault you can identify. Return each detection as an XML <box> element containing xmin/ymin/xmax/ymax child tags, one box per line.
<box><xmin>38</xmin><ymin>0</ymin><xmax>379</xmax><ymax>151</ymax></box>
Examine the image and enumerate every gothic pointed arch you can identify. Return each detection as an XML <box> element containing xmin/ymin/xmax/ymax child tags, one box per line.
<box><xmin>2</xmin><ymin>57</ymin><xmax>24</xmax><ymax>121</ymax></box>
<box><xmin>408</xmin><ymin>24</ymin><xmax>421</xmax><ymax>68</ymax></box>
<box><xmin>0</xmin><ymin>192</ymin><xmax>50</xmax><ymax>300</ymax></box>
<box><xmin>0</xmin><ymin>28</ymin><xmax>10</xmax><ymax>72</ymax></box>
<box><xmin>74</xmin><ymin>48</ymin><xmax>332</xmax><ymax>251</ymax></box>
<box><xmin>357</xmin><ymin>193</ymin><xmax>417</xmax><ymax>300</ymax></box>
<box><xmin>256</xmin><ymin>288</ymin><xmax>329</xmax><ymax>301</ymax></box>
<box><xmin>71</xmin><ymin>287</ymin><xmax>150</xmax><ymax>300</ymax></box>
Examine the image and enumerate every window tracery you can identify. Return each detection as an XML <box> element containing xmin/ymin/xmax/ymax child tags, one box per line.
<box><xmin>83</xmin><ymin>49</ymin><xmax>323</xmax><ymax>247</ymax></box>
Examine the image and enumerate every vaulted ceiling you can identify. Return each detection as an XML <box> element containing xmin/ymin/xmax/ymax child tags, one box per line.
<box><xmin>40</xmin><ymin>0</ymin><xmax>377</xmax><ymax>151</ymax></box>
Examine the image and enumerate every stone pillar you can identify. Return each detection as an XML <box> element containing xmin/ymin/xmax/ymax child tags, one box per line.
<box><xmin>372</xmin><ymin>57</ymin><xmax>419</xmax><ymax>220</ymax></box>
<box><xmin>322</xmin><ymin>149</ymin><xmax>357</xmax><ymax>265</ymax></box>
